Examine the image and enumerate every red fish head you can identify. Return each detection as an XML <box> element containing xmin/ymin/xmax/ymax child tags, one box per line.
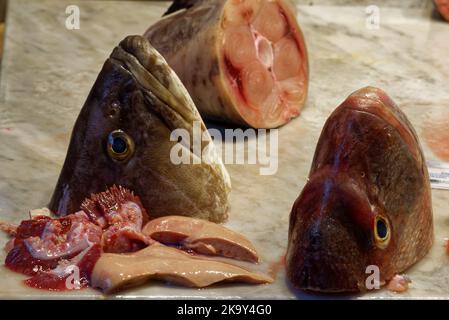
<box><xmin>286</xmin><ymin>170</ymin><xmax>395</xmax><ymax>293</ymax></box>
<box><xmin>286</xmin><ymin>86</ymin><xmax>433</xmax><ymax>293</ymax></box>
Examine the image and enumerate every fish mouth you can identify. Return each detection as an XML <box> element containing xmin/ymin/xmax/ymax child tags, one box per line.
<box><xmin>287</xmin><ymin>173</ymin><xmax>372</xmax><ymax>293</ymax></box>
<box><xmin>109</xmin><ymin>35</ymin><xmax>200</xmax><ymax>132</ymax></box>
<box><xmin>287</xmin><ymin>237</ymin><xmax>366</xmax><ymax>293</ymax></box>
<box><xmin>287</xmin><ymin>215</ymin><xmax>364</xmax><ymax>293</ymax></box>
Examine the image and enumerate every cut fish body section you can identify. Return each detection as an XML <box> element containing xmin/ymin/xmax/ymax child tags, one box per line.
<box><xmin>142</xmin><ymin>215</ymin><xmax>259</xmax><ymax>262</ymax></box>
<box><xmin>91</xmin><ymin>244</ymin><xmax>272</xmax><ymax>293</ymax></box>
<box><xmin>145</xmin><ymin>0</ymin><xmax>308</xmax><ymax>128</ymax></box>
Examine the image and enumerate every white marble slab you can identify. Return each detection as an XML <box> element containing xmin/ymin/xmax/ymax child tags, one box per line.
<box><xmin>0</xmin><ymin>0</ymin><xmax>448</xmax><ymax>299</ymax></box>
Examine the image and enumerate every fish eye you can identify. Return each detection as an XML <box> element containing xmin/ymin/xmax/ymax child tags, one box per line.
<box><xmin>374</xmin><ymin>215</ymin><xmax>390</xmax><ymax>248</ymax></box>
<box><xmin>107</xmin><ymin>130</ymin><xmax>134</xmax><ymax>161</ymax></box>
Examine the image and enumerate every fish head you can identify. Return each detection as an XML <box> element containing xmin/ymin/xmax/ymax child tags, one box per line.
<box><xmin>49</xmin><ymin>35</ymin><xmax>231</xmax><ymax>222</ymax></box>
<box><xmin>287</xmin><ymin>87</ymin><xmax>433</xmax><ymax>293</ymax></box>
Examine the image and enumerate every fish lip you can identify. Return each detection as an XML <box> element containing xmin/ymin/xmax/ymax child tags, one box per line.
<box><xmin>287</xmin><ymin>174</ymin><xmax>372</xmax><ymax>293</ymax></box>
<box><xmin>287</xmin><ymin>242</ymin><xmax>366</xmax><ymax>293</ymax></box>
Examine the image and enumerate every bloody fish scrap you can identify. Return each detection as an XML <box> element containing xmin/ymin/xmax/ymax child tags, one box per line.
<box><xmin>286</xmin><ymin>87</ymin><xmax>433</xmax><ymax>293</ymax></box>
<box><xmin>3</xmin><ymin>185</ymin><xmax>150</xmax><ymax>290</ymax></box>
<box><xmin>145</xmin><ymin>0</ymin><xmax>309</xmax><ymax>128</ymax></box>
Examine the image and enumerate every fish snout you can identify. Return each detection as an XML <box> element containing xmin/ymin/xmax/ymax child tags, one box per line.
<box><xmin>287</xmin><ymin>218</ymin><xmax>368</xmax><ymax>293</ymax></box>
<box><xmin>287</xmin><ymin>178</ymin><xmax>371</xmax><ymax>293</ymax></box>
<box><xmin>118</xmin><ymin>35</ymin><xmax>152</xmax><ymax>64</ymax></box>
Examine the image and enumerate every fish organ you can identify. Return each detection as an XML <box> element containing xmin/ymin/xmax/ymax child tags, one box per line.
<box><xmin>144</xmin><ymin>0</ymin><xmax>309</xmax><ymax>128</ymax></box>
<box><xmin>286</xmin><ymin>87</ymin><xmax>433</xmax><ymax>292</ymax></box>
<box><xmin>4</xmin><ymin>186</ymin><xmax>151</xmax><ymax>290</ymax></box>
<box><xmin>142</xmin><ymin>215</ymin><xmax>259</xmax><ymax>262</ymax></box>
<box><xmin>91</xmin><ymin>243</ymin><xmax>272</xmax><ymax>293</ymax></box>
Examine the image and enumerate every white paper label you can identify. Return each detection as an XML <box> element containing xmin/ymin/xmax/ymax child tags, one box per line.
<box><xmin>427</xmin><ymin>160</ymin><xmax>449</xmax><ymax>190</ymax></box>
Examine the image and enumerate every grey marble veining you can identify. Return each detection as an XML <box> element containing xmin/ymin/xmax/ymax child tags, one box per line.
<box><xmin>0</xmin><ymin>0</ymin><xmax>448</xmax><ymax>299</ymax></box>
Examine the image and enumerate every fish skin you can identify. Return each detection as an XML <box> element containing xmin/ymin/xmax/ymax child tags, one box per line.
<box><xmin>286</xmin><ymin>87</ymin><xmax>433</xmax><ymax>293</ymax></box>
<box><xmin>49</xmin><ymin>35</ymin><xmax>231</xmax><ymax>223</ymax></box>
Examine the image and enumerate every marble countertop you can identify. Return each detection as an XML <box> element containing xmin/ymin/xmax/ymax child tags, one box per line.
<box><xmin>0</xmin><ymin>0</ymin><xmax>448</xmax><ymax>299</ymax></box>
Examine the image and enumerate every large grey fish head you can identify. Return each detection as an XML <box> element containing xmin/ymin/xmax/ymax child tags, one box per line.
<box><xmin>49</xmin><ymin>35</ymin><xmax>231</xmax><ymax>222</ymax></box>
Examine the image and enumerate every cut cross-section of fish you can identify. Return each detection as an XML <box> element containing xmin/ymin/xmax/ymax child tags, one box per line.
<box><xmin>144</xmin><ymin>0</ymin><xmax>309</xmax><ymax>128</ymax></box>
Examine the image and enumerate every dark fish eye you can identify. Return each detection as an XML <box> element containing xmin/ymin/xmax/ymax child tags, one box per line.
<box><xmin>107</xmin><ymin>130</ymin><xmax>134</xmax><ymax>161</ymax></box>
<box><xmin>112</xmin><ymin>136</ymin><xmax>127</xmax><ymax>153</ymax></box>
<box><xmin>374</xmin><ymin>215</ymin><xmax>390</xmax><ymax>248</ymax></box>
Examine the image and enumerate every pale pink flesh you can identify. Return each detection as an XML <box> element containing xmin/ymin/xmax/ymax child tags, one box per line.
<box><xmin>91</xmin><ymin>244</ymin><xmax>272</xmax><ymax>293</ymax></box>
<box><xmin>273</xmin><ymin>37</ymin><xmax>301</xmax><ymax>80</ymax></box>
<box><xmin>142</xmin><ymin>216</ymin><xmax>259</xmax><ymax>263</ymax></box>
<box><xmin>224</xmin><ymin>26</ymin><xmax>257</xmax><ymax>68</ymax></box>
<box><xmin>222</xmin><ymin>0</ymin><xmax>306</xmax><ymax>126</ymax></box>
<box><xmin>252</xmin><ymin>2</ymin><xmax>288</xmax><ymax>42</ymax></box>
<box><xmin>24</xmin><ymin>212</ymin><xmax>102</xmax><ymax>261</ymax></box>
<box><xmin>241</xmin><ymin>60</ymin><xmax>274</xmax><ymax>107</ymax></box>
<box><xmin>0</xmin><ymin>221</ymin><xmax>18</xmax><ymax>237</ymax></box>
<box><xmin>386</xmin><ymin>274</ymin><xmax>411</xmax><ymax>293</ymax></box>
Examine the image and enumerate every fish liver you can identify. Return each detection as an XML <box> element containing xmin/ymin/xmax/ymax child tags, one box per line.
<box><xmin>286</xmin><ymin>87</ymin><xmax>433</xmax><ymax>293</ymax></box>
<box><xmin>142</xmin><ymin>215</ymin><xmax>259</xmax><ymax>262</ymax></box>
<box><xmin>144</xmin><ymin>0</ymin><xmax>309</xmax><ymax>128</ymax></box>
<box><xmin>91</xmin><ymin>243</ymin><xmax>272</xmax><ymax>293</ymax></box>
